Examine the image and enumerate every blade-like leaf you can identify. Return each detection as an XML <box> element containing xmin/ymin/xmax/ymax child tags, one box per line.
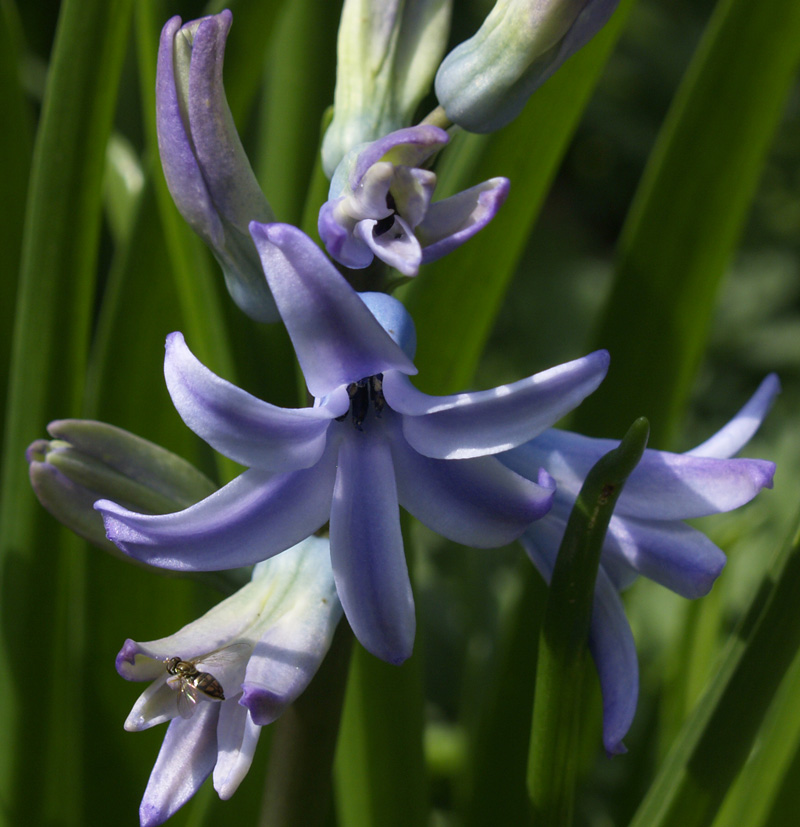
<box><xmin>0</xmin><ymin>0</ymin><xmax>34</xmax><ymax>437</ymax></box>
<box><xmin>528</xmin><ymin>418</ymin><xmax>649</xmax><ymax>824</ymax></box>
<box><xmin>630</xmin><ymin>506</ymin><xmax>800</xmax><ymax>827</ymax></box>
<box><xmin>257</xmin><ymin>0</ymin><xmax>339</xmax><ymax>227</ymax></box>
<box><xmin>711</xmin><ymin>643</ymin><xmax>800</xmax><ymax>827</ymax></box>
<box><xmin>335</xmin><ymin>644</ymin><xmax>428</xmax><ymax>827</ymax></box>
<box><xmin>573</xmin><ymin>0</ymin><xmax>800</xmax><ymax>447</ymax></box>
<box><xmin>0</xmin><ymin>0</ymin><xmax>134</xmax><ymax>822</ymax></box>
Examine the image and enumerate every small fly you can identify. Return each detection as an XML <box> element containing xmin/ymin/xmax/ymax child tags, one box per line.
<box><xmin>163</xmin><ymin>642</ymin><xmax>250</xmax><ymax>719</ymax></box>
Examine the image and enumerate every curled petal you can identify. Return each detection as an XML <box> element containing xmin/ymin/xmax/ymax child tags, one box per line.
<box><xmin>186</xmin><ymin>14</ymin><xmax>272</xmax><ymax>231</ymax></box>
<box><xmin>213</xmin><ymin>700</ymin><xmax>262</xmax><ymax>799</ymax></box>
<box><xmin>587</xmin><ymin>568</ymin><xmax>638</xmax><ymax>754</ymax></box>
<box><xmin>330</xmin><ymin>432</ymin><xmax>414</xmax><ymax>664</ymax></box>
<box><xmin>241</xmin><ymin>538</ymin><xmax>342</xmax><ymax>724</ymax></box>
<box><xmin>418</xmin><ymin>177</ymin><xmax>510</xmax><ymax>263</ymax></box>
<box><xmin>243</xmin><ymin>621</ymin><xmax>343</xmax><ymax>724</ymax></box>
<box><xmin>164</xmin><ymin>332</ymin><xmax>342</xmax><ymax>471</ymax></box>
<box><xmin>384</xmin><ymin>350</ymin><xmax>609</xmax><ymax>459</ymax></box>
<box><xmin>156</xmin><ymin>16</ymin><xmax>222</xmax><ymax>246</ymax></box>
<box><xmin>96</xmin><ymin>450</ymin><xmax>338</xmax><ymax>571</ymax></box>
<box><xmin>603</xmin><ymin>514</ymin><xmax>726</xmax><ymax>599</ymax></box>
<box><xmin>354</xmin><ymin>214</ymin><xmax>423</xmax><ymax>276</ymax></box>
<box><xmin>391</xmin><ymin>431</ymin><xmax>554</xmax><ymax>546</ymax></box>
<box><xmin>348</xmin><ymin>162</ymin><xmax>395</xmax><ymax>217</ymax></box>
<box><xmin>125</xmin><ymin>676</ymin><xmax>180</xmax><ymax>731</ymax></box>
<box><xmin>350</xmin><ymin>124</ymin><xmax>449</xmax><ymax>188</ymax></box>
<box><xmin>505</xmin><ymin>429</ymin><xmax>775</xmax><ymax>519</ymax></box>
<box><xmin>139</xmin><ymin>704</ymin><xmax>219</xmax><ymax>827</ymax></box>
<box><xmin>688</xmin><ymin>374</ymin><xmax>780</xmax><ymax>458</ymax></box>
<box><xmin>157</xmin><ymin>13</ymin><xmax>277</xmax><ymax>322</ymax></box>
<box><xmin>390</xmin><ymin>166</ymin><xmax>437</xmax><ymax>228</ymax></box>
<box><xmin>319</xmin><ymin>199</ymin><xmax>376</xmax><ymax>269</ymax></box>
<box><xmin>250</xmin><ymin>223</ymin><xmax>417</xmax><ymax>397</ymax></box>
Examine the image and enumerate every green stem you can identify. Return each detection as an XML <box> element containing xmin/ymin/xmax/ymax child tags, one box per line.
<box><xmin>528</xmin><ymin>418</ymin><xmax>650</xmax><ymax>824</ymax></box>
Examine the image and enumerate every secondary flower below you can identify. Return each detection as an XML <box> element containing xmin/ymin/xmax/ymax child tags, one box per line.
<box><xmin>501</xmin><ymin>374</ymin><xmax>779</xmax><ymax>753</ymax></box>
<box><xmin>118</xmin><ymin>536</ymin><xmax>341</xmax><ymax>827</ymax></box>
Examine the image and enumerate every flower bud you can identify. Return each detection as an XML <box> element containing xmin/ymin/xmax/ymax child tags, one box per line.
<box><xmin>435</xmin><ymin>0</ymin><xmax>619</xmax><ymax>133</ymax></box>
<box><xmin>27</xmin><ymin>419</ymin><xmax>216</xmax><ymax>557</ymax></box>
<box><xmin>321</xmin><ymin>0</ymin><xmax>452</xmax><ymax>177</ymax></box>
<box><xmin>157</xmin><ymin>12</ymin><xmax>278</xmax><ymax>322</ymax></box>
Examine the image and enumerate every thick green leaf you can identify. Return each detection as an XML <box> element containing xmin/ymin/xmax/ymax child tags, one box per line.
<box><xmin>257</xmin><ymin>0</ymin><xmax>340</xmax><ymax>227</ymax></box>
<box><xmin>573</xmin><ymin>0</ymin><xmax>800</xmax><ymax>448</ymax></box>
<box><xmin>0</xmin><ymin>0</ymin><xmax>134</xmax><ymax>823</ymax></box>
<box><xmin>400</xmin><ymin>0</ymin><xmax>635</xmax><ymax>394</ymax></box>
<box><xmin>334</xmin><ymin>644</ymin><xmax>428</xmax><ymax>827</ymax></box>
<box><xmin>711</xmin><ymin>642</ymin><xmax>800</xmax><ymax>827</ymax></box>
<box><xmin>528</xmin><ymin>419</ymin><xmax>649</xmax><ymax>824</ymax></box>
<box><xmin>261</xmin><ymin>625</ymin><xmax>353</xmax><ymax>827</ymax></box>
<box><xmin>459</xmin><ymin>562</ymin><xmax>546</xmax><ymax>827</ymax></box>
<box><xmin>0</xmin><ymin>0</ymin><xmax>34</xmax><ymax>437</ymax></box>
<box><xmin>630</xmin><ymin>506</ymin><xmax>800</xmax><ymax>827</ymax></box>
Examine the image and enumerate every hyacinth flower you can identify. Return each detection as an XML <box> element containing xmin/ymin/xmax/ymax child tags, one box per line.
<box><xmin>118</xmin><ymin>536</ymin><xmax>341</xmax><ymax>827</ymax></box>
<box><xmin>96</xmin><ymin>223</ymin><xmax>610</xmax><ymax>664</ymax></box>
<box><xmin>319</xmin><ymin>124</ymin><xmax>509</xmax><ymax>276</ymax></box>
<box><xmin>500</xmin><ymin>374</ymin><xmax>779</xmax><ymax>753</ymax></box>
<box><xmin>321</xmin><ymin>0</ymin><xmax>453</xmax><ymax>176</ymax></box>
<box><xmin>435</xmin><ymin>0</ymin><xmax>621</xmax><ymax>132</ymax></box>
<box><xmin>157</xmin><ymin>11</ymin><xmax>278</xmax><ymax>322</ymax></box>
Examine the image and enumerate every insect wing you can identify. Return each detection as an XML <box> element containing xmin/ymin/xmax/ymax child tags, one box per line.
<box><xmin>191</xmin><ymin>641</ymin><xmax>251</xmax><ymax>671</ymax></box>
<box><xmin>176</xmin><ymin>681</ymin><xmax>201</xmax><ymax>720</ymax></box>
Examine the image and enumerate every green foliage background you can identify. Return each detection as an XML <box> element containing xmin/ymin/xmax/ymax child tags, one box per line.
<box><xmin>1</xmin><ymin>0</ymin><xmax>799</xmax><ymax>825</ymax></box>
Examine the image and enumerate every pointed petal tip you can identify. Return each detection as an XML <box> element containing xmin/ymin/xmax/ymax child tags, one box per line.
<box><xmin>358</xmin><ymin>635</ymin><xmax>412</xmax><ymax>666</ymax></box>
<box><xmin>249</xmin><ymin>220</ymin><xmax>291</xmax><ymax>247</ymax></box>
<box><xmin>164</xmin><ymin>330</ymin><xmax>184</xmax><ymax>349</ymax></box>
<box><xmin>593</xmin><ymin>348</ymin><xmax>611</xmax><ymax>371</ymax></box>
<box><xmin>383</xmin><ymin>648</ymin><xmax>411</xmax><ymax>667</ymax></box>
<box><xmin>140</xmin><ymin>803</ymin><xmax>168</xmax><ymax>827</ymax></box>
<box><xmin>116</xmin><ymin>639</ymin><xmax>140</xmax><ymax>675</ymax></box>
<box><xmin>240</xmin><ymin>685</ymin><xmax>286</xmax><ymax>727</ymax></box>
<box><xmin>605</xmin><ymin>739</ymin><xmax>628</xmax><ymax>757</ymax></box>
<box><xmin>25</xmin><ymin>439</ymin><xmax>49</xmax><ymax>465</ymax></box>
<box><xmin>160</xmin><ymin>15</ymin><xmax>182</xmax><ymax>41</ymax></box>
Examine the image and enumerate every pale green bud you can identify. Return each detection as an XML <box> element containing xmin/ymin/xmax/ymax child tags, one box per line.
<box><xmin>321</xmin><ymin>0</ymin><xmax>452</xmax><ymax>177</ymax></box>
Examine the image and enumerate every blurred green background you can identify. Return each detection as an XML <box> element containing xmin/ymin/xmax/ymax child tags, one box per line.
<box><xmin>1</xmin><ymin>0</ymin><xmax>799</xmax><ymax>825</ymax></box>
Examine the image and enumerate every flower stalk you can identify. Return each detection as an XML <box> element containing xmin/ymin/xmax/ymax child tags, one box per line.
<box><xmin>527</xmin><ymin>417</ymin><xmax>649</xmax><ymax>823</ymax></box>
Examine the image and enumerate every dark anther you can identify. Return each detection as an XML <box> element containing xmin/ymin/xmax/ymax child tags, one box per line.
<box><xmin>336</xmin><ymin>374</ymin><xmax>386</xmax><ymax>430</ymax></box>
<box><xmin>348</xmin><ymin>379</ymin><xmax>370</xmax><ymax>430</ymax></box>
<box><xmin>371</xmin><ymin>373</ymin><xmax>385</xmax><ymax>416</ymax></box>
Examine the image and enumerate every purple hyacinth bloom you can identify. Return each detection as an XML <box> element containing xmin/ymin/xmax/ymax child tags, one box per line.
<box><xmin>118</xmin><ymin>537</ymin><xmax>341</xmax><ymax>827</ymax></box>
<box><xmin>435</xmin><ymin>0</ymin><xmax>621</xmax><ymax>132</ymax></box>
<box><xmin>319</xmin><ymin>125</ymin><xmax>509</xmax><ymax>276</ymax></box>
<box><xmin>500</xmin><ymin>375</ymin><xmax>779</xmax><ymax>753</ymax></box>
<box><xmin>96</xmin><ymin>223</ymin><xmax>610</xmax><ymax>664</ymax></box>
<box><xmin>157</xmin><ymin>12</ymin><xmax>278</xmax><ymax>322</ymax></box>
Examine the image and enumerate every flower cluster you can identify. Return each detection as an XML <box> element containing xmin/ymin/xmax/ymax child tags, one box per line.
<box><xmin>26</xmin><ymin>2</ymin><xmax>777</xmax><ymax>824</ymax></box>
